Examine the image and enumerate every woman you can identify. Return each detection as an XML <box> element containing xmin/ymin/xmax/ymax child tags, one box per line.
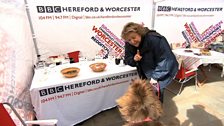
<box><xmin>121</xmin><ymin>22</ymin><xmax>178</xmax><ymax>103</ymax></box>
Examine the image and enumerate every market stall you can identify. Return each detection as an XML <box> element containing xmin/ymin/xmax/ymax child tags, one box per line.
<box><xmin>30</xmin><ymin>59</ymin><xmax>138</xmax><ymax>126</ymax></box>
<box><xmin>1</xmin><ymin>0</ymin><xmax>224</xmax><ymax>125</ymax></box>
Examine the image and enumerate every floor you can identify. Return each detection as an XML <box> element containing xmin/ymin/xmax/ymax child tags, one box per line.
<box><xmin>74</xmin><ymin>65</ymin><xmax>224</xmax><ymax>126</ymax></box>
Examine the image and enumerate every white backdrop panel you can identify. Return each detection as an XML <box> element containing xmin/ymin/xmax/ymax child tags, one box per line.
<box><xmin>27</xmin><ymin>0</ymin><xmax>153</xmax><ymax>59</ymax></box>
<box><xmin>154</xmin><ymin>1</ymin><xmax>224</xmax><ymax>44</ymax></box>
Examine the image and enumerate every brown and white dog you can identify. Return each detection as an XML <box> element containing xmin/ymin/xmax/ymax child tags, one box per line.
<box><xmin>116</xmin><ymin>79</ymin><xmax>165</xmax><ymax>126</ymax></box>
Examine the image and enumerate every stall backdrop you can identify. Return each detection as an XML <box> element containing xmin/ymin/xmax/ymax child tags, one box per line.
<box><xmin>154</xmin><ymin>0</ymin><xmax>224</xmax><ymax>47</ymax></box>
<box><xmin>27</xmin><ymin>0</ymin><xmax>154</xmax><ymax>60</ymax></box>
<box><xmin>0</xmin><ymin>0</ymin><xmax>223</xmax><ymax>125</ymax></box>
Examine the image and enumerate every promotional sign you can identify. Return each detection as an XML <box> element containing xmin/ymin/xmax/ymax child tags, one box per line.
<box><xmin>154</xmin><ymin>1</ymin><xmax>224</xmax><ymax>47</ymax></box>
<box><xmin>0</xmin><ymin>2</ymin><xmax>35</xmax><ymax>125</ymax></box>
<box><xmin>91</xmin><ymin>24</ymin><xmax>125</xmax><ymax>58</ymax></box>
<box><xmin>27</xmin><ymin>0</ymin><xmax>153</xmax><ymax>59</ymax></box>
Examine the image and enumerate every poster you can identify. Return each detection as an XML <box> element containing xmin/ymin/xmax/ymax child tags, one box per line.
<box><xmin>154</xmin><ymin>1</ymin><xmax>224</xmax><ymax>47</ymax></box>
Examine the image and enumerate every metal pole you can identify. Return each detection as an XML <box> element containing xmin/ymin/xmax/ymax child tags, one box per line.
<box><xmin>3</xmin><ymin>102</ymin><xmax>27</xmax><ymax>126</ymax></box>
<box><xmin>23</xmin><ymin>0</ymin><xmax>41</xmax><ymax>61</ymax></box>
<box><xmin>151</xmin><ymin>2</ymin><xmax>156</xmax><ymax>29</ymax></box>
<box><xmin>151</xmin><ymin>0</ymin><xmax>166</xmax><ymax>29</ymax></box>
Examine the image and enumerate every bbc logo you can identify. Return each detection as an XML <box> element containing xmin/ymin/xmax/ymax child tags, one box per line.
<box><xmin>157</xmin><ymin>6</ymin><xmax>171</xmax><ymax>12</ymax></box>
<box><xmin>39</xmin><ymin>86</ymin><xmax>64</xmax><ymax>96</ymax></box>
<box><xmin>37</xmin><ymin>6</ymin><xmax>61</xmax><ymax>13</ymax></box>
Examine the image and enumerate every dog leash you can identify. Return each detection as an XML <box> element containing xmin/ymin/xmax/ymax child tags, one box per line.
<box><xmin>150</xmin><ymin>83</ymin><xmax>160</xmax><ymax>98</ymax></box>
<box><xmin>145</xmin><ymin>80</ymin><xmax>160</xmax><ymax>98</ymax></box>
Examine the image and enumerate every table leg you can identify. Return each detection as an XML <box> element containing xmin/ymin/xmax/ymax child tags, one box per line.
<box><xmin>197</xmin><ymin>65</ymin><xmax>208</xmax><ymax>87</ymax></box>
<box><xmin>221</xmin><ymin>64</ymin><xmax>224</xmax><ymax>77</ymax></box>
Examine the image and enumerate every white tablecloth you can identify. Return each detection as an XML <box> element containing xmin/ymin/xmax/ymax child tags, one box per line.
<box><xmin>30</xmin><ymin>59</ymin><xmax>138</xmax><ymax>126</ymax></box>
<box><xmin>172</xmin><ymin>49</ymin><xmax>224</xmax><ymax>77</ymax></box>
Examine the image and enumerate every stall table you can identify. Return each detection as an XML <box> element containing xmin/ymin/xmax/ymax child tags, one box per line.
<box><xmin>172</xmin><ymin>48</ymin><xmax>224</xmax><ymax>77</ymax></box>
<box><xmin>30</xmin><ymin>60</ymin><xmax>138</xmax><ymax>126</ymax></box>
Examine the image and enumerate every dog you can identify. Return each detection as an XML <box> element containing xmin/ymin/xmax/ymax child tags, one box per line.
<box><xmin>116</xmin><ymin>79</ymin><xmax>165</xmax><ymax>126</ymax></box>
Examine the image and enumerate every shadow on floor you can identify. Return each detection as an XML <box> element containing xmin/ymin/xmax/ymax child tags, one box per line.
<box><xmin>181</xmin><ymin>104</ymin><xmax>223</xmax><ymax>126</ymax></box>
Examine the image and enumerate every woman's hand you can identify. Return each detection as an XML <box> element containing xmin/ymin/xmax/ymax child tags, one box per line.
<box><xmin>134</xmin><ymin>50</ymin><xmax>142</xmax><ymax>61</ymax></box>
<box><xmin>150</xmin><ymin>78</ymin><xmax>158</xmax><ymax>84</ymax></box>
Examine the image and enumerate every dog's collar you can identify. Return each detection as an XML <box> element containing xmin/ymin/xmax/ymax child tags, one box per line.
<box><xmin>143</xmin><ymin>117</ymin><xmax>153</xmax><ymax>122</ymax></box>
<box><xmin>131</xmin><ymin>117</ymin><xmax>153</xmax><ymax>124</ymax></box>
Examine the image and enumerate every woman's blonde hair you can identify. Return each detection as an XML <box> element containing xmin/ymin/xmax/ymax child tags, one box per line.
<box><xmin>121</xmin><ymin>22</ymin><xmax>148</xmax><ymax>41</ymax></box>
